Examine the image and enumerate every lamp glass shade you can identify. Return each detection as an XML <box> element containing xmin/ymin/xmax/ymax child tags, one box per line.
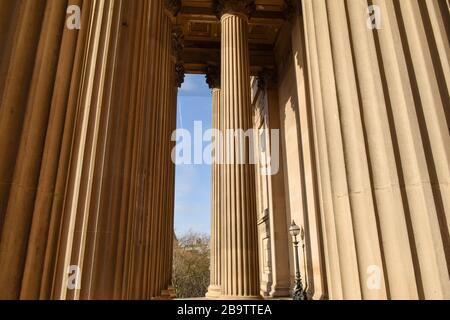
<box><xmin>289</xmin><ymin>221</ymin><xmax>301</xmax><ymax>237</ymax></box>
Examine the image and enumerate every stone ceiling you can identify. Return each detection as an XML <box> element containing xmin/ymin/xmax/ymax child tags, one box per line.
<box><xmin>174</xmin><ymin>0</ymin><xmax>290</xmax><ymax>74</ymax></box>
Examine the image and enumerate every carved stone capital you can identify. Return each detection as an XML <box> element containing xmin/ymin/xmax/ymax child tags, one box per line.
<box><xmin>213</xmin><ymin>0</ymin><xmax>256</xmax><ymax>20</ymax></box>
<box><xmin>171</xmin><ymin>25</ymin><xmax>184</xmax><ymax>62</ymax></box>
<box><xmin>175</xmin><ymin>62</ymin><xmax>185</xmax><ymax>88</ymax></box>
<box><xmin>283</xmin><ymin>0</ymin><xmax>302</xmax><ymax>22</ymax></box>
<box><xmin>257</xmin><ymin>68</ymin><xmax>278</xmax><ymax>90</ymax></box>
<box><xmin>206</xmin><ymin>65</ymin><xmax>221</xmax><ymax>90</ymax></box>
<box><xmin>165</xmin><ymin>0</ymin><xmax>182</xmax><ymax>19</ymax></box>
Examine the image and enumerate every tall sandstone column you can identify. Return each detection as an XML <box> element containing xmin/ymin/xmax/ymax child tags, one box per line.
<box><xmin>215</xmin><ymin>0</ymin><xmax>260</xmax><ymax>299</ymax></box>
<box><xmin>206</xmin><ymin>66</ymin><xmax>222</xmax><ymax>298</ymax></box>
<box><xmin>0</xmin><ymin>0</ymin><xmax>178</xmax><ymax>300</ymax></box>
<box><xmin>301</xmin><ymin>0</ymin><xmax>450</xmax><ymax>299</ymax></box>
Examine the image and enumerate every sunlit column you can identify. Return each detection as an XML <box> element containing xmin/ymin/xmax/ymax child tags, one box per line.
<box><xmin>215</xmin><ymin>0</ymin><xmax>260</xmax><ymax>299</ymax></box>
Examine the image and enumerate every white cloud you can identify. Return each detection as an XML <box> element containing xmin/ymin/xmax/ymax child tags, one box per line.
<box><xmin>179</xmin><ymin>76</ymin><xmax>197</xmax><ymax>94</ymax></box>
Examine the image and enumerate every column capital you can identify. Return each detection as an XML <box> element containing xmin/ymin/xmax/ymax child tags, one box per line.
<box><xmin>213</xmin><ymin>0</ymin><xmax>256</xmax><ymax>20</ymax></box>
<box><xmin>206</xmin><ymin>65</ymin><xmax>221</xmax><ymax>90</ymax></box>
<box><xmin>164</xmin><ymin>0</ymin><xmax>182</xmax><ymax>19</ymax></box>
<box><xmin>257</xmin><ymin>68</ymin><xmax>278</xmax><ymax>90</ymax></box>
<box><xmin>283</xmin><ymin>0</ymin><xmax>302</xmax><ymax>22</ymax></box>
<box><xmin>175</xmin><ymin>62</ymin><xmax>185</xmax><ymax>88</ymax></box>
<box><xmin>172</xmin><ymin>25</ymin><xmax>185</xmax><ymax>88</ymax></box>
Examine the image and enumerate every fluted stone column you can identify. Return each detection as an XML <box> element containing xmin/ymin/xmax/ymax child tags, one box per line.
<box><xmin>288</xmin><ymin>1</ymin><xmax>327</xmax><ymax>299</ymax></box>
<box><xmin>0</xmin><ymin>0</ymin><xmax>78</xmax><ymax>299</ymax></box>
<box><xmin>206</xmin><ymin>66</ymin><xmax>222</xmax><ymax>298</ymax></box>
<box><xmin>0</xmin><ymin>0</ymin><xmax>180</xmax><ymax>300</ymax></box>
<box><xmin>215</xmin><ymin>0</ymin><xmax>260</xmax><ymax>299</ymax></box>
<box><xmin>161</xmin><ymin>22</ymin><xmax>184</xmax><ymax>300</ymax></box>
<box><xmin>256</xmin><ymin>71</ymin><xmax>291</xmax><ymax>298</ymax></box>
<box><xmin>301</xmin><ymin>0</ymin><xmax>450</xmax><ymax>299</ymax></box>
<box><xmin>50</xmin><ymin>0</ymin><xmax>122</xmax><ymax>300</ymax></box>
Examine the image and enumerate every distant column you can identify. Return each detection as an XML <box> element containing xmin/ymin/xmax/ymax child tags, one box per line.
<box><xmin>206</xmin><ymin>66</ymin><xmax>222</xmax><ymax>298</ymax></box>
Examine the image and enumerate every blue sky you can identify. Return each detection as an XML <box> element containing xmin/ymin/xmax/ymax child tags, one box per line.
<box><xmin>174</xmin><ymin>74</ymin><xmax>212</xmax><ymax>237</ymax></box>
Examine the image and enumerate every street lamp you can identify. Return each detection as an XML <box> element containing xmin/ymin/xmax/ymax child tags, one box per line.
<box><xmin>290</xmin><ymin>221</ymin><xmax>308</xmax><ymax>300</ymax></box>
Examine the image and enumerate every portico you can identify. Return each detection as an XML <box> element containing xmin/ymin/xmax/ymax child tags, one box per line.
<box><xmin>0</xmin><ymin>0</ymin><xmax>449</xmax><ymax>300</ymax></box>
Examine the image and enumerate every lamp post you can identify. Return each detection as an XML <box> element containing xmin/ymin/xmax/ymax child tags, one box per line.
<box><xmin>290</xmin><ymin>221</ymin><xmax>308</xmax><ymax>300</ymax></box>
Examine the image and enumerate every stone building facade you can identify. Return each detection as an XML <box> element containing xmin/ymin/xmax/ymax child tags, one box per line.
<box><xmin>0</xmin><ymin>0</ymin><xmax>449</xmax><ymax>300</ymax></box>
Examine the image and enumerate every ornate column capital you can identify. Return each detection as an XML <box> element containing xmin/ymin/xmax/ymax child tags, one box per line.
<box><xmin>165</xmin><ymin>0</ymin><xmax>182</xmax><ymax>19</ymax></box>
<box><xmin>257</xmin><ymin>68</ymin><xmax>278</xmax><ymax>90</ymax></box>
<box><xmin>175</xmin><ymin>62</ymin><xmax>185</xmax><ymax>88</ymax></box>
<box><xmin>213</xmin><ymin>0</ymin><xmax>256</xmax><ymax>20</ymax></box>
<box><xmin>283</xmin><ymin>0</ymin><xmax>302</xmax><ymax>22</ymax></box>
<box><xmin>206</xmin><ymin>65</ymin><xmax>221</xmax><ymax>90</ymax></box>
<box><xmin>171</xmin><ymin>25</ymin><xmax>185</xmax><ymax>88</ymax></box>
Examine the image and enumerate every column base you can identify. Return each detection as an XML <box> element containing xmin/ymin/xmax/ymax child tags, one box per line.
<box><xmin>159</xmin><ymin>286</ymin><xmax>177</xmax><ymax>300</ymax></box>
<box><xmin>206</xmin><ymin>285</ymin><xmax>222</xmax><ymax>299</ymax></box>
<box><xmin>270</xmin><ymin>285</ymin><xmax>292</xmax><ymax>298</ymax></box>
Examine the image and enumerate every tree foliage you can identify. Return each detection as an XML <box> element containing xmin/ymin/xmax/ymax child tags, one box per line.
<box><xmin>172</xmin><ymin>231</ymin><xmax>210</xmax><ymax>298</ymax></box>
